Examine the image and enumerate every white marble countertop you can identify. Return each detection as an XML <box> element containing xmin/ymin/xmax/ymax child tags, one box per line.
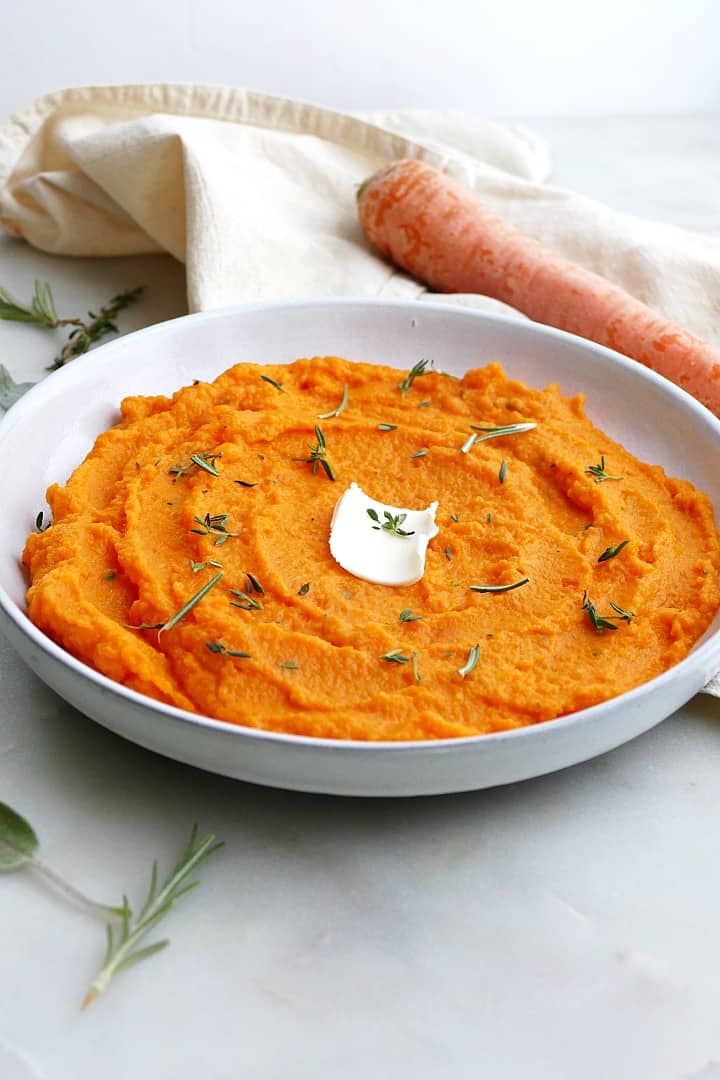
<box><xmin>2</xmin><ymin>115</ymin><xmax>720</xmax><ymax>1080</ymax></box>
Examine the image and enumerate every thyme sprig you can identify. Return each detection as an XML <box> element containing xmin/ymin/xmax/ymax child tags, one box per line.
<box><xmin>367</xmin><ymin>508</ymin><xmax>415</xmax><ymax>537</ymax></box>
<box><xmin>126</xmin><ymin>571</ymin><xmax>224</xmax><ymax>633</ymax></box>
<box><xmin>598</xmin><ymin>540</ymin><xmax>630</xmax><ymax>563</ymax></box>
<box><xmin>318</xmin><ymin>383</ymin><xmax>348</xmax><ymax>419</ymax></box>
<box><xmin>0</xmin><ymin>279</ymin><xmax>143</xmax><ymax>370</ymax></box>
<box><xmin>398</xmin><ymin>358</ymin><xmax>431</xmax><ymax>396</ymax></box>
<box><xmin>582</xmin><ymin>591</ymin><xmax>636</xmax><ymax>634</ymax></box>
<box><xmin>294</xmin><ymin>425</ymin><xmax>335</xmax><ymax>481</ymax></box>
<box><xmin>586</xmin><ymin>456</ymin><xmax>623</xmax><ymax>483</ymax></box>
<box><xmin>190</xmin><ymin>513</ymin><xmax>237</xmax><ymax>546</ymax></box>
<box><xmin>83</xmin><ymin>825</ymin><xmax>223</xmax><ymax>1008</ymax></box>
<box><xmin>169</xmin><ymin>452</ymin><xmax>222</xmax><ymax>482</ymax></box>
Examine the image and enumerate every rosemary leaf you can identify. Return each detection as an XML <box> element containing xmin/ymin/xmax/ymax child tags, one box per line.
<box><xmin>318</xmin><ymin>383</ymin><xmax>348</xmax><ymax>419</ymax></box>
<box><xmin>160</xmin><ymin>571</ymin><xmax>224</xmax><ymax>633</ymax></box>
<box><xmin>381</xmin><ymin>650</ymin><xmax>410</xmax><ymax>664</ymax></box>
<box><xmin>458</xmin><ymin>645</ymin><xmax>481</xmax><ymax>678</ymax></box>
<box><xmin>260</xmin><ymin>374</ymin><xmax>286</xmax><ymax>393</ymax></box>
<box><xmin>598</xmin><ymin>540</ymin><xmax>630</xmax><ymax>563</ymax></box>
<box><xmin>470</xmin><ymin>578</ymin><xmax>529</xmax><ymax>594</ymax></box>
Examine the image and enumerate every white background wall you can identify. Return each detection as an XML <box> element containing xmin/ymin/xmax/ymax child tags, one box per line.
<box><xmin>2</xmin><ymin>0</ymin><xmax>719</xmax><ymax>121</ymax></box>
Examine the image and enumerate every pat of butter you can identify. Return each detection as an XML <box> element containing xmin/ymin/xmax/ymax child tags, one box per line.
<box><xmin>329</xmin><ymin>482</ymin><xmax>439</xmax><ymax>586</ymax></box>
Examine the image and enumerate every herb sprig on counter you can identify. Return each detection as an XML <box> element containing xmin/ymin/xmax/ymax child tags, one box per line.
<box><xmin>2</xmin><ymin>801</ymin><xmax>222</xmax><ymax>1007</ymax></box>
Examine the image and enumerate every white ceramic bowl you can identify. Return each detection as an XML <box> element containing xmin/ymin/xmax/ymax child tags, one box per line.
<box><xmin>1</xmin><ymin>299</ymin><xmax>719</xmax><ymax>796</ymax></box>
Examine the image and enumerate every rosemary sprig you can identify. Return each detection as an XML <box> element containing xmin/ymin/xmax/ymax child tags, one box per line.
<box><xmin>398</xmin><ymin>358</ymin><xmax>431</xmax><ymax>396</ymax></box>
<box><xmin>581</xmin><ymin>591</ymin><xmax>618</xmax><ymax>633</ymax></box>
<box><xmin>586</xmin><ymin>456</ymin><xmax>623</xmax><ymax>483</ymax></box>
<box><xmin>318</xmin><ymin>384</ymin><xmax>348</xmax><ymax>419</ymax></box>
<box><xmin>470</xmin><ymin>578</ymin><xmax>529</xmax><ymax>594</ymax></box>
<box><xmin>229</xmin><ymin>588</ymin><xmax>263</xmax><ymax>611</ymax></box>
<box><xmin>1</xmin><ymin>279</ymin><xmax>142</xmax><ymax>369</ymax></box>
<box><xmin>458</xmin><ymin>645</ymin><xmax>481</xmax><ymax>678</ymax></box>
<box><xmin>83</xmin><ymin>825</ymin><xmax>223</xmax><ymax>1008</ymax></box>
<box><xmin>367</xmin><ymin>508</ymin><xmax>415</xmax><ymax>537</ymax></box>
<box><xmin>399</xmin><ymin>609</ymin><xmax>422</xmax><ymax>622</ymax></box>
<box><xmin>381</xmin><ymin>650</ymin><xmax>410</xmax><ymax>664</ymax></box>
<box><xmin>294</xmin><ymin>425</ymin><xmax>335</xmax><ymax>481</ymax></box>
<box><xmin>260</xmin><ymin>374</ymin><xmax>286</xmax><ymax>393</ymax></box>
<box><xmin>598</xmin><ymin>540</ymin><xmax>630</xmax><ymax>563</ymax></box>
<box><xmin>190</xmin><ymin>513</ymin><xmax>237</xmax><ymax>546</ymax></box>
<box><xmin>161</xmin><ymin>572</ymin><xmax>224</xmax><ymax>633</ymax></box>
<box><xmin>206</xmin><ymin>640</ymin><xmax>251</xmax><ymax>658</ymax></box>
<box><xmin>169</xmin><ymin>452</ymin><xmax>222</xmax><ymax>482</ymax></box>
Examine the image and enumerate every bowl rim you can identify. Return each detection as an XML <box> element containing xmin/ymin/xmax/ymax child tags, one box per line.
<box><xmin>2</xmin><ymin>295</ymin><xmax>719</xmax><ymax>754</ymax></box>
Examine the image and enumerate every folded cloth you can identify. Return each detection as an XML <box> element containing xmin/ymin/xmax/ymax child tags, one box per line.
<box><xmin>1</xmin><ymin>83</ymin><xmax>719</xmax><ymax>696</ymax></box>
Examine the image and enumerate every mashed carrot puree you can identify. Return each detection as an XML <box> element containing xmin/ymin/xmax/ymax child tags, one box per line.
<box><xmin>23</xmin><ymin>357</ymin><xmax>720</xmax><ymax>741</ymax></box>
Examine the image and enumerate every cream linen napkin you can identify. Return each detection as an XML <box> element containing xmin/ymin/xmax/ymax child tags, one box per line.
<box><xmin>1</xmin><ymin>83</ymin><xmax>719</xmax><ymax>695</ymax></box>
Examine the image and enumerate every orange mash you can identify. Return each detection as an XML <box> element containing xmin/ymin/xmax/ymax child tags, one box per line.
<box><xmin>23</xmin><ymin>357</ymin><xmax>720</xmax><ymax>741</ymax></box>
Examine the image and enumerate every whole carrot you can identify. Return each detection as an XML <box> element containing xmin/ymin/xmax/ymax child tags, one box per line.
<box><xmin>357</xmin><ymin>159</ymin><xmax>720</xmax><ymax>417</ymax></box>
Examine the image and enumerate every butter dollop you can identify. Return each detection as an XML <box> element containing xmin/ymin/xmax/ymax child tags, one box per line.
<box><xmin>329</xmin><ymin>482</ymin><xmax>439</xmax><ymax>586</ymax></box>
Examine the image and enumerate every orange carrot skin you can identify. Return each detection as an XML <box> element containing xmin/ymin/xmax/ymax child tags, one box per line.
<box><xmin>358</xmin><ymin>159</ymin><xmax>720</xmax><ymax>417</ymax></box>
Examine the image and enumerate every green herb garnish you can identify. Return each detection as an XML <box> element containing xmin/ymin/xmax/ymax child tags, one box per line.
<box><xmin>609</xmin><ymin>600</ymin><xmax>635</xmax><ymax>623</ymax></box>
<box><xmin>318</xmin><ymin>383</ymin><xmax>348</xmax><ymax>419</ymax></box>
<box><xmin>294</xmin><ymin>425</ymin><xmax>335</xmax><ymax>481</ymax></box>
<box><xmin>35</xmin><ymin>510</ymin><xmax>50</xmax><ymax>532</ymax></box>
<box><xmin>458</xmin><ymin>645</ymin><xmax>481</xmax><ymax>678</ymax></box>
<box><xmin>381</xmin><ymin>650</ymin><xmax>410</xmax><ymax>664</ymax></box>
<box><xmin>470</xmin><ymin>422</ymin><xmax>536</xmax><ymax>441</ymax></box>
<box><xmin>418</xmin><ymin>400</ymin><xmax>432</xmax><ymax>409</ymax></box>
<box><xmin>470</xmin><ymin>578</ymin><xmax>529</xmax><ymax>594</ymax></box>
<box><xmin>234</xmin><ymin>480</ymin><xmax>257</xmax><ymax>488</ymax></box>
<box><xmin>279</xmin><ymin>660</ymin><xmax>299</xmax><ymax>670</ymax></box>
<box><xmin>412</xmin><ymin>652</ymin><xmax>423</xmax><ymax>683</ymax></box>
<box><xmin>190</xmin><ymin>513</ymin><xmax>236</xmax><ymax>546</ymax></box>
<box><xmin>398</xmin><ymin>358</ymin><xmax>431</xmax><ymax>396</ymax></box>
<box><xmin>598</xmin><ymin>540</ymin><xmax>630</xmax><ymax>563</ymax></box>
<box><xmin>105</xmin><ymin>571</ymin><xmax>116</xmax><ymax>581</ymax></box>
<box><xmin>298</xmin><ymin>582</ymin><xmax>311</xmax><ymax>596</ymax></box>
<box><xmin>189</xmin><ymin>559</ymin><xmax>223</xmax><ymax>573</ymax></box>
<box><xmin>260</xmin><ymin>374</ymin><xmax>286</xmax><ymax>393</ymax></box>
<box><xmin>160</xmin><ymin>571</ymin><xmax>224</xmax><ymax>632</ymax></box>
<box><xmin>461</xmin><ymin>434</ymin><xmax>477</xmax><ymax>454</ymax></box>
<box><xmin>399</xmin><ymin>609</ymin><xmax>422</xmax><ymax>622</ymax></box>
<box><xmin>445</xmin><ymin>545</ymin><xmax>452</xmax><ymax>561</ymax></box>
<box><xmin>585</xmin><ymin>456</ymin><xmax>623</xmax><ymax>483</ymax></box>
<box><xmin>486</xmin><ymin>512</ymin><xmax>493</xmax><ymax>523</ymax></box>
<box><xmin>451</xmin><ymin>513</ymin><xmax>459</xmax><ymax>523</ymax></box>
<box><xmin>83</xmin><ymin>825</ymin><xmax>223</xmax><ymax>1008</ymax></box>
<box><xmin>229</xmin><ymin>588</ymin><xmax>263</xmax><ymax>611</ymax></box>
<box><xmin>377</xmin><ymin>423</ymin><xmax>398</xmax><ymax>432</ymax></box>
<box><xmin>0</xmin><ymin>363</ymin><xmax>34</xmax><ymax>409</ymax></box>
<box><xmin>169</xmin><ymin>452</ymin><xmax>222</xmax><ymax>482</ymax></box>
<box><xmin>411</xmin><ymin>448</ymin><xmax>429</xmax><ymax>459</ymax></box>
<box><xmin>245</xmin><ymin>572</ymin><xmax>265</xmax><ymax>595</ymax></box>
<box><xmin>367</xmin><ymin>508</ymin><xmax>415</xmax><ymax>537</ymax></box>
<box><xmin>581</xmin><ymin>591</ymin><xmax>618</xmax><ymax>633</ymax></box>
<box><xmin>498</xmin><ymin>460</ymin><xmax>507</xmax><ymax>484</ymax></box>
<box><xmin>206</xmin><ymin>640</ymin><xmax>251</xmax><ymax>658</ymax></box>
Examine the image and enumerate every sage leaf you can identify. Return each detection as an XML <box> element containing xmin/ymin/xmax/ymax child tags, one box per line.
<box><xmin>0</xmin><ymin>800</ymin><xmax>39</xmax><ymax>871</ymax></box>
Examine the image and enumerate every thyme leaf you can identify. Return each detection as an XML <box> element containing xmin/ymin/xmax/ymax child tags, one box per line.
<box><xmin>169</xmin><ymin>452</ymin><xmax>222</xmax><ymax>482</ymax></box>
<box><xmin>206</xmin><ymin>640</ymin><xmax>251</xmax><ymax>658</ymax></box>
<box><xmin>381</xmin><ymin>650</ymin><xmax>410</xmax><ymax>664</ymax></box>
<box><xmin>298</xmin><ymin>582</ymin><xmax>311</xmax><ymax>596</ymax></box>
<box><xmin>399</xmin><ymin>609</ymin><xmax>422</xmax><ymax>622</ymax></box>
<box><xmin>377</xmin><ymin>423</ymin><xmax>398</xmax><ymax>432</ymax></box>
<box><xmin>411</xmin><ymin>448</ymin><xmax>429</xmax><ymax>459</ymax></box>
<box><xmin>229</xmin><ymin>588</ymin><xmax>263</xmax><ymax>611</ymax></box>
<box><xmin>189</xmin><ymin>513</ymin><xmax>237</xmax><ymax>546</ymax></box>
<box><xmin>598</xmin><ymin>540</ymin><xmax>630</xmax><ymax>563</ymax></box>
<box><xmin>246</xmin><ymin>572</ymin><xmax>265</xmax><ymax>595</ymax></box>
<box><xmin>279</xmin><ymin>660</ymin><xmax>299</xmax><ymax>670</ymax></box>
<box><xmin>498</xmin><ymin>460</ymin><xmax>507</xmax><ymax>484</ymax></box>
